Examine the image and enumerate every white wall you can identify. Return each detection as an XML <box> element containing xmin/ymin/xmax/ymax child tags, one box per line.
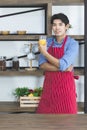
<box><xmin>0</xmin><ymin>5</ymin><xmax>84</xmax><ymax>102</ymax></box>
<box><xmin>52</xmin><ymin>6</ymin><xmax>84</xmax><ymax>35</ymax></box>
<box><xmin>0</xmin><ymin>76</ymin><xmax>44</xmax><ymax>101</ymax></box>
<box><xmin>0</xmin><ymin>7</ymin><xmax>45</xmax><ymax>33</ymax></box>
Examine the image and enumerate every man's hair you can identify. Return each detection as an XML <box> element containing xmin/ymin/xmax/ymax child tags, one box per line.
<box><xmin>51</xmin><ymin>13</ymin><xmax>69</xmax><ymax>25</ymax></box>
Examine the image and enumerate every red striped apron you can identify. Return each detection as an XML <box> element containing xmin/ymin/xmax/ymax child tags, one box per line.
<box><xmin>36</xmin><ymin>36</ymin><xmax>77</xmax><ymax>114</ymax></box>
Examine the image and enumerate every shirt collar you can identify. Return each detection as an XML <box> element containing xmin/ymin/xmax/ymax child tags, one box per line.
<box><xmin>53</xmin><ymin>37</ymin><xmax>63</xmax><ymax>45</ymax></box>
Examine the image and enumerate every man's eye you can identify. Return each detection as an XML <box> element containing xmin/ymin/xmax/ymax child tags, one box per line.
<box><xmin>53</xmin><ymin>24</ymin><xmax>56</xmax><ymax>26</ymax></box>
<box><xmin>59</xmin><ymin>23</ymin><xmax>62</xmax><ymax>26</ymax></box>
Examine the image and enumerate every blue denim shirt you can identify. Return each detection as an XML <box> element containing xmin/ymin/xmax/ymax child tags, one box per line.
<box><xmin>38</xmin><ymin>36</ymin><xmax>79</xmax><ymax>71</ymax></box>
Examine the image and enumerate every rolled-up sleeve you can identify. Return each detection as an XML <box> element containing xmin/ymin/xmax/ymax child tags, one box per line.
<box><xmin>38</xmin><ymin>54</ymin><xmax>48</xmax><ymax>66</ymax></box>
<box><xmin>59</xmin><ymin>39</ymin><xmax>79</xmax><ymax>71</ymax></box>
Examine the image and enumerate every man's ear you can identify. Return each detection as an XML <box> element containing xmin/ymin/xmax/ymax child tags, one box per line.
<box><xmin>66</xmin><ymin>24</ymin><xmax>70</xmax><ymax>30</ymax></box>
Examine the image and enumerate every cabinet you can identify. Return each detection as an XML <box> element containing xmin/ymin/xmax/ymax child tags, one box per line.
<box><xmin>0</xmin><ymin>0</ymin><xmax>85</xmax><ymax>113</ymax></box>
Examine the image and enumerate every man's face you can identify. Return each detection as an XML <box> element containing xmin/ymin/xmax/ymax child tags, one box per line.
<box><xmin>52</xmin><ymin>19</ymin><xmax>69</xmax><ymax>37</ymax></box>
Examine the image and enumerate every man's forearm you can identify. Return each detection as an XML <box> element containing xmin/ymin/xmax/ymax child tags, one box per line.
<box><xmin>40</xmin><ymin>62</ymin><xmax>73</xmax><ymax>72</ymax></box>
<box><xmin>44</xmin><ymin>51</ymin><xmax>60</xmax><ymax>68</ymax></box>
<box><xmin>40</xmin><ymin>62</ymin><xmax>59</xmax><ymax>71</ymax></box>
<box><xmin>39</xmin><ymin>45</ymin><xmax>60</xmax><ymax>68</ymax></box>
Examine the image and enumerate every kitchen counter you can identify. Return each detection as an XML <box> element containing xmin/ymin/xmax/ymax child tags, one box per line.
<box><xmin>0</xmin><ymin>113</ymin><xmax>86</xmax><ymax>130</ymax></box>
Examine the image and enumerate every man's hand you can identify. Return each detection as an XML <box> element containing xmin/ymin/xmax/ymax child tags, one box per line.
<box><xmin>65</xmin><ymin>65</ymin><xmax>73</xmax><ymax>72</ymax></box>
<box><xmin>38</xmin><ymin>44</ymin><xmax>47</xmax><ymax>56</ymax></box>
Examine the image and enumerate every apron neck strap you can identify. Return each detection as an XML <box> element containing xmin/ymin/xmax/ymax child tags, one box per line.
<box><xmin>51</xmin><ymin>35</ymin><xmax>68</xmax><ymax>47</ymax></box>
<box><xmin>62</xmin><ymin>35</ymin><xmax>68</xmax><ymax>46</ymax></box>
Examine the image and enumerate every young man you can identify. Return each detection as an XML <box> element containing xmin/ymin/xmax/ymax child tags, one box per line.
<box><xmin>36</xmin><ymin>13</ymin><xmax>79</xmax><ymax>114</ymax></box>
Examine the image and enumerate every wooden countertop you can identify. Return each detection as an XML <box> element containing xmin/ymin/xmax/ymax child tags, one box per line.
<box><xmin>0</xmin><ymin>114</ymin><xmax>86</xmax><ymax>130</ymax></box>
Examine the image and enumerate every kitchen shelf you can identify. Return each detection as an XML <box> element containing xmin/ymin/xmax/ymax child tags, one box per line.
<box><xmin>0</xmin><ymin>101</ymin><xmax>84</xmax><ymax>113</ymax></box>
<box><xmin>0</xmin><ymin>67</ymin><xmax>84</xmax><ymax>76</ymax></box>
<box><xmin>0</xmin><ymin>0</ymin><xmax>84</xmax><ymax>6</ymax></box>
<box><xmin>52</xmin><ymin>0</ymin><xmax>84</xmax><ymax>5</ymax></box>
<box><xmin>0</xmin><ymin>34</ymin><xmax>84</xmax><ymax>41</ymax></box>
<box><xmin>0</xmin><ymin>69</ymin><xmax>43</xmax><ymax>76</ymax></box>
<box><xmin>0</xmin><ymin>101</ymin><xmax>37</xmax><ymax>113</ymax></box>
<box><xmin>0</xmin><ymin>34</ymin><xmax>40</xmax><ymax>41</ymax></box>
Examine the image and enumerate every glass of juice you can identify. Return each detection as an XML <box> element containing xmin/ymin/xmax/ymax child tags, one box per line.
<box><xmin>38</xmin><ymin>35</ymin><xmax>47</xmax><ymax>46</ymax></box>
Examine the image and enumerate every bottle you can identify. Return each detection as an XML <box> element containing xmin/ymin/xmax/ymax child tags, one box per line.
<box><xmin>12</xmin><ymin>56</ymin><xmax>19</xmax><ymax>71</ymax></box>
<box><xmin>0</xmin><ymin>56</ymin><xmax>6</xmax><ymax>71</ymax></box>
<box><xmin>3</xmin><ymin>56</ymin><xmax>6</xmax><ymax>71</ymax></box>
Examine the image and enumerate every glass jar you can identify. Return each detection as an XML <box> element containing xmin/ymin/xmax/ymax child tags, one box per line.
<box><xmin>12</xmin><ymin>56</ymin><xmax>19</xmax><ymax>71</ymax></box>
<box><xmin>0</xmin><ymin>56</ymin><xmax>6</xmax><ymax>71</ymax></box>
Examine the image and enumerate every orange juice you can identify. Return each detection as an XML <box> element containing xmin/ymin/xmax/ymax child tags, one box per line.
<box><xmin>39</xmin><ymin>39</ymin><xmax>46</xmax><ymax>45</ymax></box>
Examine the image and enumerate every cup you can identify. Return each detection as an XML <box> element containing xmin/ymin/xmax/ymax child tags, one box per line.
<box><xmin>38</xmin><ymin>35</ymin><xmax>47</xmax><ymax>46</ymax></box>
<box><xmin>23</xmin><ymin>44</ymin><xmax>30</xmax><ymax>54</ymax></box>
<box><xmin>32</xmin><ymin>44</ymin><xmax>39</xmax><ymax>53</ymax></box>
<box><xmin>27</xmin><ymin>53</ymin><xmax>35</xmax><ymax>60</ymax></box>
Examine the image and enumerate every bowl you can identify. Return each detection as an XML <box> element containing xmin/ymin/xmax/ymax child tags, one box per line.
<box><xmin>1</xmin><ymin>31</ymin><xmax>10</xmax><ymax>35</ymax></box>
<box><xmin>17</xmin><ymin>31</ymin><xmax>26</xmax><ymax>35</ymax></box>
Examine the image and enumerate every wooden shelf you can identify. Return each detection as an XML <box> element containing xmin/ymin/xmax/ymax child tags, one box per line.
<box><xmin>0</xmin><ymin>0</ymin><xmax>52</xmax><ymax>6</ymax></box>
<box><xmin>69</xmin><ymin>35</ymin><xmax>84</xmax><ymax>40</ymax></box>
<box><xmin>0</xmin><ymin>101</ymin><xmax>83</xmax><ymax>113</ymax></box>
<box><xmin>0</xmin><ymin>0</ymin><xmax>84</xmax><ymax>6</ymax></box>
<box><xmin>0</xmin><ymin>35</ymin><xmax>84</xmax><ymax>41</ymax></box>
<box><xmin>0</xmin><ymin>34</ymin><xmax>40</xmax><ymax>41</ymax></box>
<box><xmin>0</xmin><ymin>102</ymin><xmax>37</xmax><ymax>113</ymax></box>
<box><xmin>0</xmin><ymin>69</ymin><xmax>43</xmax><ymax>76</ymax></box>
<box><xmin>74</xmin><ymin>67</ymin><xmax>84</xmax><ymax>75</ymax></box>
<box><xmin>52</xmin><ymin>0</ymin><xmax>84</xmax><ymax>5</ymax></box>
<box><xmin>0</xmin><ymin>67</ymin><xmax>84</xmax><ymax>76</ymax></box>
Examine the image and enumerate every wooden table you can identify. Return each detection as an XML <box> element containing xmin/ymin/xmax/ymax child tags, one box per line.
<box><xmin>0</xmin><ymin>114</ymin><xmax>87</xmax><ymax>130</ymax></box>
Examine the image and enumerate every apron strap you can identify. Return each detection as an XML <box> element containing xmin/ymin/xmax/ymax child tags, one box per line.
<box><xmin>51</xmin><ymin>35</ymin><xmax>68</xmax><ymax>48</ymax></box>
<box><xmin>62</xmin><ymin>35</ymin><xmax>68</xmax><ymax>47</ymax></box>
